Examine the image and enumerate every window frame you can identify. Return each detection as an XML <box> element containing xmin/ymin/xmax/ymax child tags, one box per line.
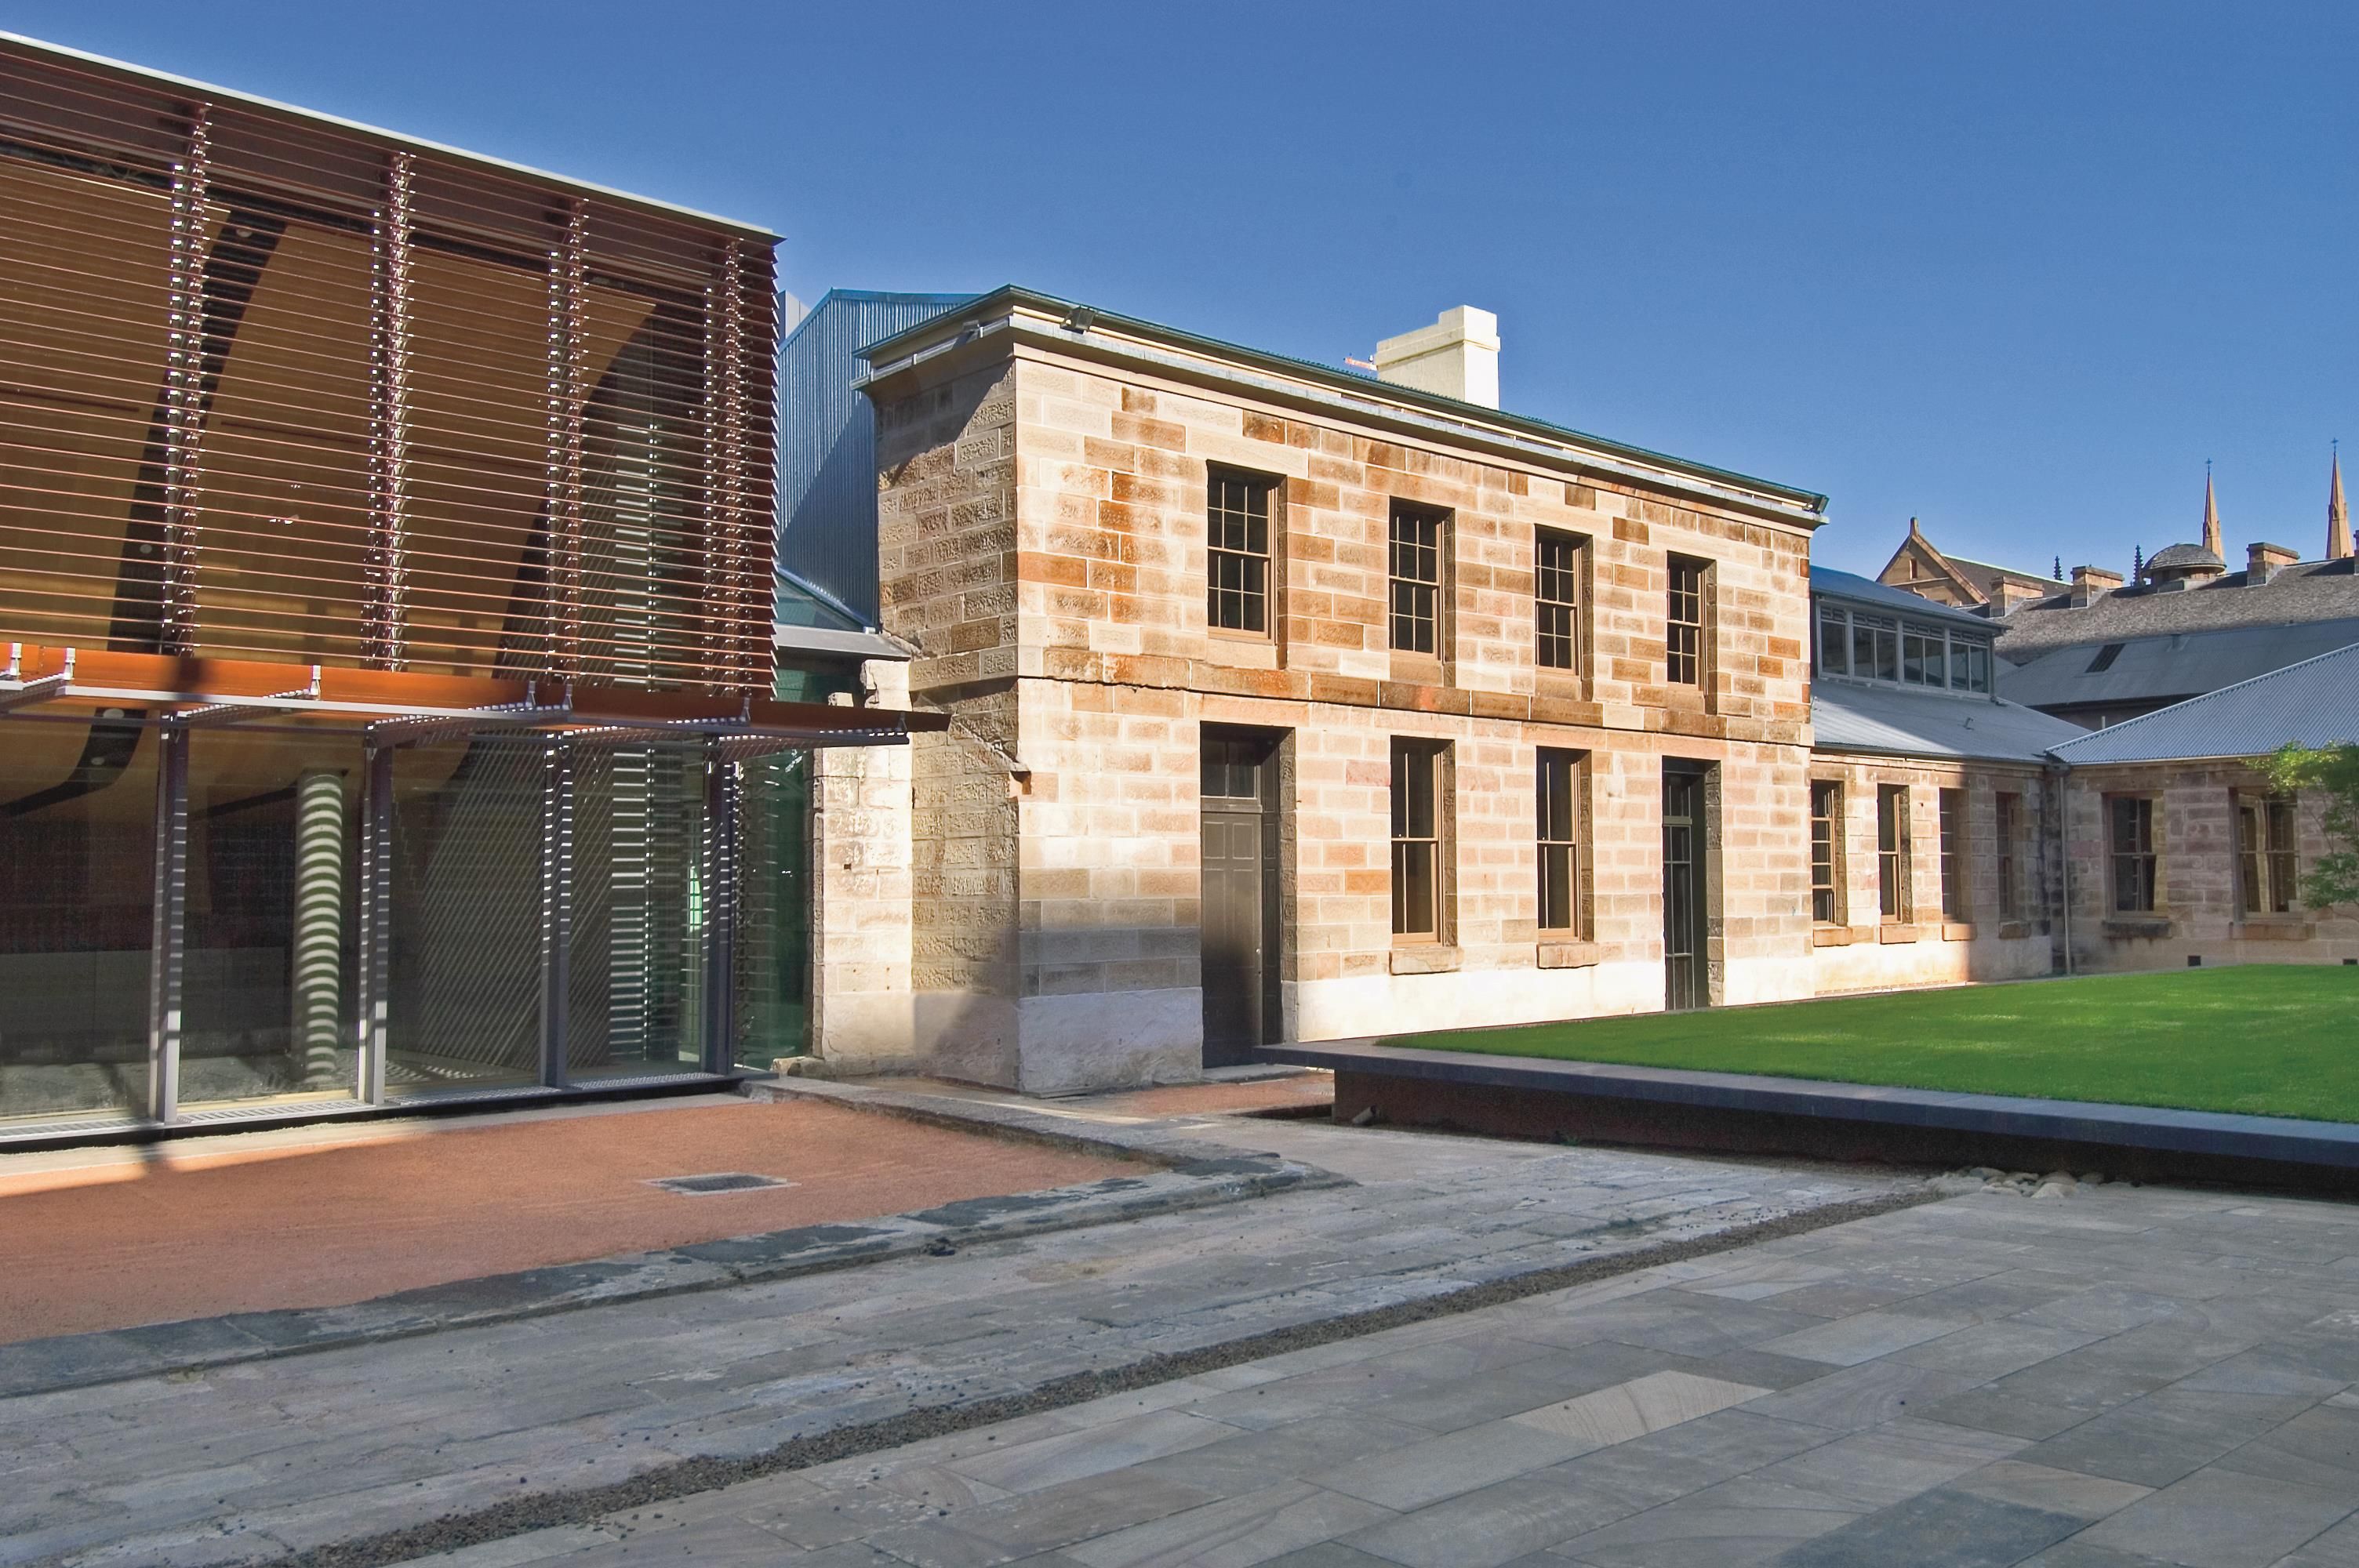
<box><xmin>1877</xmin><ymin>784</ymin><xmax>1911</xmax><ymax>922</ymax></box>
<box><xmin>2108</xmin><ymin>795</ymin><xmax>2159</xmax><ymax>913</ymax></box>
<box><xmin>2237</xmin><ymin>792</ymin><xmax>2299</xmax><ymax>916</ymax></box>
<box><xmin>1815</xmin><ymin>603</ymin><xmax>1992</xmax><ymax>692</ymax></box>
<box><xmin>1809</xmin><ymin>779</ymin><xmax>1844</xmax><ymax>925</ymax></box>
<box><xmin>1995</xmin><ymin>791</ymin><xmax>2023</xmax><ymax>921</ymax></box>
<box><xmin>1205</xmin><ymin>466</ymin><xmax>1278</xmax><ymax>637</ymax></box>
<box><xmin>1666</xmin><ymin>554</ymin><xmax>1709</xmax><ymax>687</ymax></box>
<box><xmin>1937</xmin><ymin>787</ymin><xmax>1968</xmax><ymax>921</ymax></box>
<box><xmin>1536</xmin><ymin>747</ymin><xmax>1586</xmax><ymax>935</ymax></box>
<box><xmin>1390</xmin><ymin>738</ymin><xmax>1449</xmax><ymax>940</ymax></box>
<box><xmin>1387</xmin><ymin>503</ymin><xmax>1446</xmax><ymax>657</ymax></box>
<box><xmin>1534</xmin><ymin>529</ymin><xmax>1587</xmax><ymax>676</ymax></box>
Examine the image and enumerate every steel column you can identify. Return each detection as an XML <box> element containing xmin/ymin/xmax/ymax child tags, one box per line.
<box><xmin>146</xmin><ymin>724</ymin><xmax>190</xmax><ymax>1121</ymax></box>
<box><xmin>702</xmin><ymin>748</ymin><xmax>739</xmax><ymax>1074</ymax></box>
<box><xmin>365</xmin><ymin>152</ymin><xmax>415</xmax><ymax>668</ymax></box>
<box><xmin>160</xmin><ymin>105</ymin><xmax>213</xmax><ymax>655</ymax></box>
<box><xmin>356</xmin><ymin>742</ymin><xmax>394</xmax><ymax>1102</ymax></box>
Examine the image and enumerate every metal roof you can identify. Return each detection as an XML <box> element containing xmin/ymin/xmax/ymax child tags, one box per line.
<box><xmin>2048</xmin><ymin>642</ymin><xmax>2359</xmax><ymax>764</ymax></box>
<box><xmin>2148</xmin><ymin>542</ymin><xmax>2225</xmax><ymax>572</ymax></box>
<box><xmin>1812</xmin><ymin>680</ymin><xmax>2084</xmax><ymax>764</ymax></box>
<box><xmin>1810</xmin><ymin>567</ymin><xmax>1996</xmax><ymax>631</ymax></box>
<box><xmin>856</xmin><ymin>286</ymin><xmax>1829</xmax><ymax>523</ymax></box>
<box><xmin>1998</xmin><ymin>618</ymin><xmax>2359</xmax><ymax>711</ymax></box>
<box><xmin>0</xmin><ymin>30</ymin><xmax>780</xmax><ymax>240</ymax></box>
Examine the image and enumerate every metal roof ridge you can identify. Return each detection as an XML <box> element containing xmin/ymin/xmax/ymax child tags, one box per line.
<box><xmin>855</xmin><ymin>285</ymin><xmax>1828</xmax><ymax>517</ymax></box>
<box><xmin>2049</xmin><ymin>640</ymin><xmax>2359</xmax><ymax>760</ymax></box>
<box><xmin>0</xmin><ymin>30</ymin><xmax>780</xmax><ymax>241</ymax></box>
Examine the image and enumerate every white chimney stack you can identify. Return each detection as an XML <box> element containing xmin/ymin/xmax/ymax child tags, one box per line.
<box><xmin>1373</xmin><ymin>306</ymin><xmax>1499</xmax><ymax>409</ymax></box>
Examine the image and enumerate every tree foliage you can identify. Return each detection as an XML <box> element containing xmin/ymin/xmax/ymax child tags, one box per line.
<box><xmin>2258</xmin><ymin>742</ymin><xmax>2359</xmax><ymax>909</ymax></box>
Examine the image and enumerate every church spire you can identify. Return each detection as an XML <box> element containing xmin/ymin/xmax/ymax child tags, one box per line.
<box><xmin>2201</xmin><ymin>461</ymin><xmax>2223</xmax><ymax>558</ymax></box>
<box><xmin>2331</xmin><ymin>443</ymin><xmax>2353</xmax><ymax>561</ymax></box>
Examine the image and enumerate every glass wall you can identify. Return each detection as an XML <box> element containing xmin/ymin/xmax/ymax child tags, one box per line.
<box><xmin>0</xmin><ymin>718</ymin><xmax>819</xmax><ymax>1131</ymax></box>
<box><xmin>569</xmin><ymin>744</ymin><xmax>708</xmax><ymax>1080</ymax></box>
<box><xmin>0</xmin><ymin>714</ymin><xmax>154</xmax><ymax>1121</ymax></box>
<box><xmin>385</xmin><ymin>735</ymin><xmax>547</xmax><ymax>1091</ymax></box>
<box><xmin>733</xmin><ymin>750</ymin><xmax>812</xmax><ymax>1069</ymax></box>
<box><xmin>180</xmin><ymin>729</ymin><xmax>362</xmax><ymax>1108</ymax></box>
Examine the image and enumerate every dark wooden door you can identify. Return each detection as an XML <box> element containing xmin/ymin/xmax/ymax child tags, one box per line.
<box><xmin>1663</xmin><ymin>769</ymin><xmax>1708</xmax><ymax>1011</ymax></box>
<box><xmin>1201</xmin><ymin>732</ymin><xmax>1279</xmax><ymax>1066</ymax></box>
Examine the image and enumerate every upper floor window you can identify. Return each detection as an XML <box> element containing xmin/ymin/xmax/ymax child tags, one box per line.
<box><xmin>1206</xmin><ymin>470</ymin><xmax>1274</xmax><ymax>634</ymax></box>
<box><xmin>1389</xmin><ymin>504</ymin><xmax>1445</xmax><ymax>655</ymax></box>
<box><xmin>2109</xmin><ymin>796</ymin><xmax>2157</xmax><ymax>913</ymax></box>
<box><xmin>1809</xmin><ymin>781</ymin><xmax>1843</xmax><ymax>924</ymax></box>
<box><xmin>1816</xmin><ymin>603</ymin><xmax>1992</xmax><ymax>693</ymax></box>
<box><xmin>1536</xmin><ymin>530</ymin><xmax>1585</xmax><ymax>673</ymax></box>
<box><xmin>1666</xmin><ymin>555</ymin><xmax>1708</xmax><ymax>685</ymax></box>
<box><xmin>2237</xmin><ymin>793</ymin><xmax>2298</xmax><ymax>915</ymax></box>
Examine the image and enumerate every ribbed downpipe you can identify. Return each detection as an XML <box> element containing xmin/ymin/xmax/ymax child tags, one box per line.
<box><xmin>294</xmin><ymin>771</ymin><xmax>346</xmax><ymax>1086</ymax></box>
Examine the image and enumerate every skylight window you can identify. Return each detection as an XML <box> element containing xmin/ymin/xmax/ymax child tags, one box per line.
<box><xmin>2086</xmin><ymin>643</ymin><xmax>2125</xmax><ymax>673</ymax></box>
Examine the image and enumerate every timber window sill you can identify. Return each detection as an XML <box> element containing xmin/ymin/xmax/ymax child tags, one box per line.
<box><xmin>1536</xmin><ymin>939</ymin><xmax>1600</xmax><ymax>969</ymax></box>
<box><xmin>1390</xmin><ymin>945</ymin><xmax>1463</xmax><ymax>975</ymax></box>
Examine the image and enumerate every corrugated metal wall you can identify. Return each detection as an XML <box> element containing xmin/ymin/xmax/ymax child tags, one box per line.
<box><xmin>775</xmin><ymin>289</ymin><xmax>968</xmax><ymax>626</ymax></box>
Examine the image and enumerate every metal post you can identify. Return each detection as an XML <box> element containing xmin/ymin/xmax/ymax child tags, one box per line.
<box><xmin>365</xmin><ymin>151</ymin><xmax>414</xmax><ymax>669</ymax></box>
<box><xmin>146</xmin><ymin>724</ymin><xmax>189</xmax><ymax>1122</ymax></box>
<box><xmin>541</xmin><ymin>741</ymin><xmax>572</xmax><ymax>1087</ymax></box>
<box><xmin>544</xmin><ymin>199</ymin><xmax>587</xmax><ymax>679</ymax></box>
<box><xmin>703</xmin><ymin>748</ymin><xmax>738</xmax><ymax>1075</ymax></box>
<box><xmin>161</xmin><ymin>106</ymin><xmax>213</xmax><ymax>655</ymax></box>
<box><xmin>356</xmin><ymin>744</ymin><xmax>393</xmax><ymax>1102</ymax></box>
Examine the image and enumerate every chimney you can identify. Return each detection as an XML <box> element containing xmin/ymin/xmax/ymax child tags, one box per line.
<box><xmin>1373</xmin><ymin>307</ymin><xmax>1500</xmax><ymax>408</ymax></box>
<box><xmin>2070</xmin><ymin>564</ymin><xmax>2122</xmax><ymax>608</ymax></box>
<box><xmin>1990</xmin><ymin>579</ymin><xmax>2042</xmax><ymax>613</ymax></box>
<box><xmin>2246</xmin><ymin>541</ymin><xmax>2298</xmax><ymax>586</ymax></box>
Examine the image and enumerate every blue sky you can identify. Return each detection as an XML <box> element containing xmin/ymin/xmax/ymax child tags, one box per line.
<box><xmin>14</xmin><ymin>1</ymin><xmax>2354</xmax><ymax>576</ymax></box>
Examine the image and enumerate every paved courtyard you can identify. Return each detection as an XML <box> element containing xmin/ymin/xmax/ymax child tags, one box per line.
<box><xmin>3</xmin><ymin>1083</ymin><xmax>2356</xmax><ymax>1568</ymax></box>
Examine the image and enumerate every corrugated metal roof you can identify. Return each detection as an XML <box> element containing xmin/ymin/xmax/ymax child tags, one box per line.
<box><xmin>1811</xmin><ymin>567</ymin><xmax>1996</xmax><ymax>630</ymax></box>
<box><xmin>1812</xmin><ymin>681</ymin><xmax>2085</xmax><ymax>763</ymax></box>
<box><xmin>1998</xmin><ymin>618</ymin><xmax>2359</xmax><ymax>710</ymax></box>
<box><xmin>776</xmin><ymin>289</ymin><xmax>972</xmax><ymax>626</ymax></box>
<box><xmin>1993</xmin><ymin>558</ymin><xmax>2359</xmax><ymax>659</ymax></box>
<box><xmin>2048</xmin><ymin>642</ymin><xmax>2359</xmax><ymax>763</ymax></box>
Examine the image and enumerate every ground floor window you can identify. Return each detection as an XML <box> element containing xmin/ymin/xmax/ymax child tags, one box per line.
<box><xmin>1809</xmin><ymin>781</ymin><xmax>1842</xmax><ymax>924</ymax></box>
<box><xmin>2109</xmin><ymin>796</ymin><xmax>2158</xmax><ymax>913</ymax></box>
<box><xmin>1877</xmin><ymin>785</ymin><xmax>1910</xmax><ymax>921</ymax></box>
<box><xmin>1938</xmin><ymin>788</ymin><xmax>1968</xmax><ymax>921</ymax></box>
<box><xmin>1390</xmin><ymin>739</ymin><xmax>1448</xmax><ymax>938</ymax></box>
<box><xmin>1536</xmin><ymin>748</ymin><xmax>1585</xmax><ymax>935</ymax></box>
<box><xmin>2237</xmin><ymin>793</ymin><xmax>2298</xmax><ymax>915</ymax></box>
<box><xmin>1996</xmin><ymin>791</ymin><xmax>2023</xmax><ymax>920</ymax></box>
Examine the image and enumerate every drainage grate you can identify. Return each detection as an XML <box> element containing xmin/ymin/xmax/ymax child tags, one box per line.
<box><xmin>647</xmin><ymin>1172</ymin><xmax>794</xmax><ymax>1196</ymax></box>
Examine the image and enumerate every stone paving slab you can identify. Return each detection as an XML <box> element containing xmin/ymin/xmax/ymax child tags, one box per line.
<box><xmin>405</xmin><ymin>1174</ymin><xmax>2359</xmax><ymax>1568</ymax></box>
<box><xmin>0</xmin><ymin>1087</ymin><xmax>1916</xmax><ymax>1567</ymax></box>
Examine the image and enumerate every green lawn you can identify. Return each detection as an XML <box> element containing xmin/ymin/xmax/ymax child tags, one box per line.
<box><xmin>1379</xmin><ymin>967</ymin><xmax>2359</xmax><ymax>1123</ymax></box>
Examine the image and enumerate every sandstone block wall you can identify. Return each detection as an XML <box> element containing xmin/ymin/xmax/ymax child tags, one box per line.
<box><xmin>1805</xmin><ymin>753</ymin><xmax>2055</xmax><ymax>993</ymax></box>
<box><xmin>2063</xmin><ymin>762</ymin><xmax>2359</xmax><ymax>971</ymax></box>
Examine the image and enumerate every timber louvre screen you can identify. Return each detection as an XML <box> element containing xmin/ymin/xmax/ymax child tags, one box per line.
<box><xmin>0</xmin><ymin>41</ymin><xmax>779</xmax><ymax>692</ymax></box>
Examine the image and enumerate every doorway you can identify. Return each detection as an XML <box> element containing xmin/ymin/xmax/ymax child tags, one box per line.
<box><xmin>1662</xmin><ymin>765</ymin><xmax>1710</xmax><ymax>1011</ymax></box>
<box><xmin>1200</xmin><ymin>728</ymin><xmax>1282</xmax><ymax>1067</ymax></box>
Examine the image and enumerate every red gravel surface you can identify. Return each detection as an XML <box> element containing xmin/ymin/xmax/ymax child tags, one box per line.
<box><xmin>0</xmin><ymin>1097</ymin><xmax>1133</xmax><ymax>1342</ymax></box>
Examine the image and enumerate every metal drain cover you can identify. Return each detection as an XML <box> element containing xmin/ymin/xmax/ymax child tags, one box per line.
<box><xmin>648</xmin><ymin>1172</ymin><xmax>794</xmax><ymax>1196</ymax></box>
